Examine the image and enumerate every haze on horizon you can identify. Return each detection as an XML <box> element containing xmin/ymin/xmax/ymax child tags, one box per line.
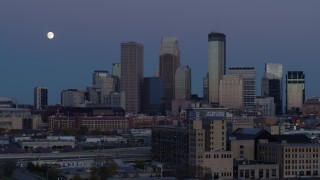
<box><xmin>1</xmin><ymin>0</ymin><xmax>320</xmax><ymax>104</ymax></box>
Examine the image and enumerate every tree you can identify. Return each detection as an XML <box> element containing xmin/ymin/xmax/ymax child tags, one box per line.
<box><xmin>134</xmin><ymin>159</ymin><xmax>145</xmax><ymax>170</ymax></box>
<box><xmin>78</xmin><ymin>125</ymin><xmax>89</xmax><ymax>135</ymax></box>
<box><xmin>72</xmin><ymin>174</ymin><xmax>82</xmax><ymax>180</ymax></box>
<box><xmin>2</xmin><ymin>161</ymin><xmax>16</xmax><ymax>177</ymax></box>
<box><xmin>48</xmin><ymin>167</ymin><xmax>59</xmax><ymax>180</ymax></box>
<box><xmin>90</xmin><ymin>156</ymin><xmax>118</xmax><ymax>179</ymax></box>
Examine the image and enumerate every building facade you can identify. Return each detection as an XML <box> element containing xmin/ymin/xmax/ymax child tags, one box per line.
<box><xmin>228</xmin><ymin>67</ymin><xmax>256</xmax><ymax>109</ymax></box>
<box><xmin>254</xmin><ymin>96</ymin><xmax>276</xmax><ymax>117</ymax></box>
<box><xmin>61</xmin><ymin>89</ymin><xmax>85</xmax><ymax>107</ymax></box>
<box><xmin>203</xmin><ymin>73</ymin><xmax>209</xmax><ymax>102</ymax></box>
<box><xmin>93</xmin><ymin>71</ymin><xmax>115</xmax><ymax>105</ymax></box>
<box><xmin>261</xmin><ymin>63</ymin><xmax>283</xmax><ymax>115</ymax></box>
<box><xmin>34</xmin><ymin>86</ymin><xmax>48</xmax><ymax>110</ymax></box>
<box><xmin>142</xmin><ymin>77</ymin><xmax>165</xmax><ymax>115</ymax></box>
<box><xmin>208</xmin><ymin>32</ymin><xmax>226</xmax><ymax>105</ymax></box>
<box><xmin>219</xmin><ymin>74</ymin><xmax>244</xmax><ymax>109</ymax></box>
<box><xmin>175</xmin><ymin>66</ymin><xmax>191</xmax><ymax>100</ymax></box>
<box><xmin>120</xmin><ymin>42</ymin><xmax>144</xmax><ymax>113</ymax></box>
<box><xmin>159</xmin><ymin>37</ymin><xmax>180</xmax><ymax>111</ymax></box>
<box><xmin>112</xmin><ymin>63</ymin><xmax>121</xmax><ymax>78</ymax></box>
<box><xmin>286</xmin><ymin>71</ymin><xmax>305</xmax><ymax>113</ymax></box>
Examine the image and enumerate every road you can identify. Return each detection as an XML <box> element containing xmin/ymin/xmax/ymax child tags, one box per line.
<box><xmin>0</xmin><ymin>146</ymin><xmax>151</xmax><ymax>161</ymax></box>
<box><xmin>12</xmin><ymin>168</ymin><xmax>39</xmax><ymax>180</ymax></box>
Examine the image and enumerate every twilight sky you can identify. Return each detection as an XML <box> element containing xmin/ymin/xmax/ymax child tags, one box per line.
<box><xmin>1</xmin><ymin>1</ymin><xmax>320</xmax><ymax>104</ymax></box>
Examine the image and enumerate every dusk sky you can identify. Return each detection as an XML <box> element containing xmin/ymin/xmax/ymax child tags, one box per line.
<box><xmin>1</xmin><ymin>1</ymin><xmax>320</xmax><ymax>104</ymax></box>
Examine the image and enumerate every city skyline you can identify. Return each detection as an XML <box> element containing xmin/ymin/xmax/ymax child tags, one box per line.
<box><xmin>1</xmin><ymin>1</ymin><xmax>320</xmax><ymax>104</ymax></box>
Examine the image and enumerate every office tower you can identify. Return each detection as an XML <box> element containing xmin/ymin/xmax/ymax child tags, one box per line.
<box><xmin>61</xmin><ymin>89</ymin><xmax>85</xmax><ymax>107</ymax></box>
<box><xmin>286</xmin><ymin>71</ymin><xmax>305</xmax><ymax>113</ymax></box>
<box><xmin>175</xmin><ymin>66</ymin><xmax>191</xmax><ymax>100</ymax></box>
<box><xmin>92</xmin><ymin>70</ymin><xmax>115</xmax><ymax>104</ymax></box>
<box><xmin>228</xmin><ymin>67</ymin><xmax>256</xmax><ymax>109</ymax></box>
<box><xmin>261</xmin><ymin>63</ymin><xmax>283</xmax><ymax>115</ymax></box>
<box><xmin>208</xmin><ymin>32</ymin><xmax>226</xmax><ymax>105</ymax></box>
<box><xmin>34</xmin><ymin>86</ymin><xmax>48</xmax><ymax>110</ymax></box>
<box><xmin>203</xmin><ymin>73</ymin><xmax>209</xmax><ymax>102</ymax></box>
<box><xmin>159</xmin><ymin>37</ymin><xmax>180</xmax><ymax>111</ymax></box>
<box><xmin>121</xmin><ymin>41</ymin><xmax>144</xmax><ymax>113</ymax></box>
<box><xmin>254</xmin><ymin>96</ymin><xmax>276</xmax><ymax>116</ymax></box>
<box><xmin>219</xmin><ymin>74</ymin><xmax>244</xmax><ymax>109</ymax></box>
<box><xmin>112</xmin><ymin>63</ymin><xmax>121</xmax><ymax>78</ymax></box>
<box><xmin>109</xmin><ymin>92</ymin><xmax>124</xmax><ymax>108</ymax></box>
<box><xmin>142</xmin><ymin>77</ymin><xmax>165</xmax><ymax>115</ymax></box>
<box><xmin>86</xmin><ymin>86</ymin><xmax>101</xmax><ymax>104</ymax></box>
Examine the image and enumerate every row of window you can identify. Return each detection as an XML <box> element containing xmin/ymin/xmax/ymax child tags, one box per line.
<box><xmin>285</xmin><ymin>170</ymin><xmax>318</xmax><ymax>176</ymax></box>
<box><xmin>285</xmin><ymin>165</ymin><xmax>319</xmax><ymax>170</ymax></box>
<box><xmin>285</xmin><ymin>159</ymin><xmax>319</xmax><ymax>164</ymax></box>
<box><xmin>285</xmin><ymin>153</ymin><xmax>319</xmax><ymax>158</ymax></box>
<box><xmin>285</xmin><ymin>148</ymin><xmax>319</xmax><ymax>153</ymax></box>
<box><xmin>205</xmin><ymin>153</ymin><xmax>232</xmax><ymax>159</ymax></box>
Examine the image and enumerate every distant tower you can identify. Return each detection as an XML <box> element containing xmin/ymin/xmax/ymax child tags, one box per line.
<box><xmin>159</xmin><ymin>37</ymin><xmax>180</xmax><ymax>111</ymax></box>
<box><xmin>228</xmin><ymin>67</ymin><xmax>256</xmax><ymax>109</ymax></box>
<box><xmin>121</xmin><ymin>41</ymin><xmax>144</xmax><ymax>113</ymax></box>
<box><xmin>34</xmin><ymin>86</ymin><xmax>48</xmax><ymax>110</ymax></box>
<box><xmin>175</xmin><ymin>66</ymin><xmax>191</xmax><ymax>100</ymax></box>
<box><xmin>93</xmin><ymin>70</ymin><xmax>115</xmax><ymax>105</ymax></box>
<box><xmin>208</xmin><ymin>32</ymin><xmax>226</xmax><ymax>105</ymax></box>
<box><xmin>112</xmin><ymin>63</ymin><xmax>121</xmax><ymax>78</ymax></box>
<box><xmin>286</xmin><ymin>71</ymin><xmax>305</xmax><ymax>113</ymax></box>
<box><xmin>142</xmin><ymin>77</ymin><xmax>165</xmax><ymax>115</ymax></box>
<box><xmin>261</xmin><ymin>63</ymin><xmax>283</xmax><ymax>115</ymax></box>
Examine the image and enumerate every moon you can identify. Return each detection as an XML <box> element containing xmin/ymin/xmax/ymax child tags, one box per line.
<box><xmin>47</xmin><ymin>32</ymin><xmax>54</xmax><ymax>39</ymax></box>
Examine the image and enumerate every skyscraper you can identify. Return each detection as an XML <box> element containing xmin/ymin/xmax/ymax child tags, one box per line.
<box><xmin>286</xmin><ymin>71</ymin><xmax>305</xmax><ymax>113</ymax></box>
<box><xmin>92</xmin><ymin>70</ymin><xmax>115</xmax><ymax>104</ymax></box>
<box><xmin>175</xmin><ymin>66</ymin><xmax>191</xmax><ymax>100</ymax></box>
<box><xmin>112</xmin><ymin>63</ymin><xmax>121</xmax><ymax>78</ymax></box>
<box><xmin>208</xmin><ymin>32</ymin><xmax>226</xmax><ymax>105</ymax></box>
<box><xmin>142</xmin><ymin>77</ymin><xmax>165</xmax><ymax>115</ymax></box>
<box><xmin>228</xmin><ymin>67</ymin><xmax>256</xmax><ymax>109</ymax></box>
<box><xmin>219</xmin><ymin>74</ymin><xmax>244</xmax><ymax>109</ymax></box>
<box><xmin>121</xmin><ymin>41</ymin><xmax>144</xmax><ymax>113</ymax></box>
<box><xmin>159</xmin><ymin>37</ymin><xmax>180</xmax><ymax>111</ymax></box>
<box><xmin>261</xmin><ymin>63</ymin><xmax>283</xmax><ymax>115</ymax></box>
<box><xmin>61</xmin><ymin>89</ymin><xmax>85</xmax><ymax>107</ymax></box>
<box><xmin>34</xmin><ymin>86</ymin><xmax>48</xmax><ymax>110</ymax></box>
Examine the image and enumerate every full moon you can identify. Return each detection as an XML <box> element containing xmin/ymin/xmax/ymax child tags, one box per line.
<box><xmin>47</xmin><ymin>32</ymin><xmax>54</xmax><ymax>39</ymax></box>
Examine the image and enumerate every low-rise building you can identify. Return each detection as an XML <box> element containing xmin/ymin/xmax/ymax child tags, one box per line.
<box><xmin>235</xmin><ymin>160</ymin><xmax>279</xmax><ymax>179</ymax></box>
<box><xmin>0</xmin><ymin>108</ymin><xmax>42</xmax><ymax>130</ymax></box>
<box><xmin>19</xmin><ymin>139</ymin><xmax>75</xmax><ymax>149</ymax></box>
<box><xmin>257</xmin><ymin>134</ymin><xmax>320</xmax><ymax>179</ymax></box>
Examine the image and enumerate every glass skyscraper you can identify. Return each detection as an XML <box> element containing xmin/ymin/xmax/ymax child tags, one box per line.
<box><xmin>286</xmin><ymin>71</ymin><xmax>305</xmax><ymax>113</ymax></box>
<box><xmin>208</xmin><ymin>32</ymin><xmax>226</xmax><ymax>105</ymax></box>
<box><xmin>261</xmin><ymin>63</ymin><xmax>283</xmax><ymax>115</ymax></box>
<box><xmin>159</xmin><ymin>37</ymin><xmax>180</xmax><ymax>111</ymax></box>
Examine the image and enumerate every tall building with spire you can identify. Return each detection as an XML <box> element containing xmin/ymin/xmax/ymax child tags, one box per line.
<box><xmin>121</xmin><ymin>42</ymin><xmax>144</xmax><ymax>113</ymax></box>
<box><xmin>159</xmin><ymin>37</ymin><xmax>180</xmax><ymax>111</ymax></box>
<box><xmin>208</xmin><ymin>32</ymin><xmax>226</xmax><ymax>105</ymax></box>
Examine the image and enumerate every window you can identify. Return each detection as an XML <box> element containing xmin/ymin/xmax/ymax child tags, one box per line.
<box><xmin>259</xmin><ymin>169</ymin><xmax>263</xmax><ymax>178</ymax></box>
<box><xmin>272</xmin><ymin>169</ymin><xmax>277</xmax><ymax>177</ymax></box>
<box><xmin>240</xmin><ymin>145</ymin><xmax>244</xmax><ymax>149</ymax></box>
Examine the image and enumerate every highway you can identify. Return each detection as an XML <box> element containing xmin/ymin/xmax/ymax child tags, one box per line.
<box><xmin>0</xmin><ymin>146</ymin><xmax>151</xmax><ymax>161</ymax></box>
